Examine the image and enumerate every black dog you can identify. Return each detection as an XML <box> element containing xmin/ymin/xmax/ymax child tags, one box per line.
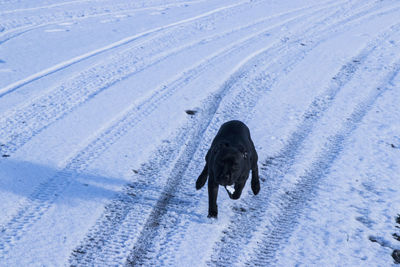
<box><xmin>196</xmin><ymin>120</ymin><xmax>260</xmax><ymax>218</ymax></box>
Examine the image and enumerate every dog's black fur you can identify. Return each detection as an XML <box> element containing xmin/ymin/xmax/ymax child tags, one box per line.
<box><xmin>196</xmin><ymin>120</ymin><xmax>260</xmax><ymax>218</ymax></box>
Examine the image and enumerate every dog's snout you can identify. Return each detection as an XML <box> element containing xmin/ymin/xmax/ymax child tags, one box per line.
<box><xmin>226</xmin><ymin>176</ymin><xmax>234</xmax><ymax>185</ymax></box>
<box><xmin>216</xmin><ymin>173</ymin><xmax>233</xmax><ymax>186</ymax></box>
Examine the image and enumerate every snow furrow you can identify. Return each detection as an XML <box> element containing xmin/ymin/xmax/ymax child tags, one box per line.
<box><xmin>0</xmin><ymin>0</ymin><xmax>204</xmax><ymax>15</ymax></box>
<box><xmin>0</xmin><ymin>0</ymin><xmax>207</xmax><ymax>39</ymax></box>
<box><xmin>75</xmin><ymin>0</ymin><xmax>387</xmax><ymax>265</ymax></box>
<box><xmin>245</xmin><ymin>57</ymin><xmax>400</xmax><ymax>267</ymax></box>
<box><xmin>66</xmin><ymin>1</ymin><xmax>359</xmax><ymax>265</ymax></box>
<box><xmin>0</xmin><ymin>2</ymin><xmax>207</xmax><ymax>46</ymax></box>
<box><xmin>0</xmin><ymin>0</ymin><xmax>250</xmax><ymax>97</ymax></box>
<box><xmin>134</xmin><ymin>2</ymin><xmax>400</xmax><ymax>266</ymax></box>
<box><xmin>210</xmin><ymin>22</ymin><xmax>400</xmax><ymax>267</ymax></box>
<box><xmin>0</xmin><ymin>0</ymin><xmax>308</xmax><ymax>158</ymax></box>
<box><xmin>0</xmin><ymin>0</ymin><xmax>330</xmax><ymax>257</ymax></box>
<box><xmin>1</xmin><ymin>0</ymin><xmax>399</xmax><ymax>265</ymax></box>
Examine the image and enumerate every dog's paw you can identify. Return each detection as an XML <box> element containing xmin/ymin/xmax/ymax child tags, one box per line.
<box><xmin>251</xmin><ymin>179</ymin><xmax>260</xmax><ymax>195</ymax></box>
<box><xmin>207</xmin><ymin>210</ymin><xmax>218</xmax><ymax>218</ymax></box>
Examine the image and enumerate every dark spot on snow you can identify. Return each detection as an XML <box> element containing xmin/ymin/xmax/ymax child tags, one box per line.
<box><xmin>0</xmin><ymin>59</ymin><xmax>5</xmax><ymax>64</ymax></box>
<box><xmin>83</xmin><ymin>183</ymin><xmax>89</xmax><ymax>187</ymax></box>
<box><xmin>300</xmin><ymin>43</ymin><xmax>306</xmax><ymax>46</ymax></box>
<box><xmin>232</xmin><ymin>206</ymin><xmax>247</xmax><ymax>213</ymax></box>
<box><xmin>127</xmin><ymin>191</ymin><xmax>136</xmax><ymax>197</ymax></box>
<box><xmin>369</xmin><ymin>236</ymin><xmax>379</xmax><ymax>243</ymax></box>
<box><xmin>393</xmin><ymin>250</ymin><xmax>400</xmax><ymax>264</ymax></box>
<box><xmin>2</xmin><ymin>154</ymin><xmax>10</xmax><ymax>158</ymax></box>
<box><xmin>185</xmin><ymin>110</ymin><xmax>197</xmax><ymax>115</ymax></box>
<box><xmin>353</xmin><ymin>59</ymin><xmax>360</xmax><ymax>63</ymax></box>
<box><xmin>369</xmin><ymin>235</ymin><xmax>394</xmax><ymax>252</ymax></box>
<box><xmin>132</xmin><ymin>169</ymin><xmax>139</xmax><ymax>174</ymax></box>
<box><xmin>368</xmin><ymin>238</ymin><xmax>382</xmax><ymax>245</ymax></box>
<box><xmin>73</xmin><ymin>248</ymin><xmax>86</xmax><ymax>254</ymax></box>
<box><xmin>393</xmin><ymin>233</ymin><xmax>400</xmax><ymax>241</ymax></box>
<box><xmin>263</xmin><ymin>156</ymin><xmax>275</xmax><ymax>166</ymax></box>
<box><xmin>396</xmin><ymin>214</ymin><xmax>400</xmax><ymax>224</ymax></box>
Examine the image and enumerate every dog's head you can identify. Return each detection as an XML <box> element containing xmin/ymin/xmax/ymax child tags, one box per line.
<box><xmin>212</xmin><ymin>142</ymin><xmax>248</xmax><ymax>186</ymax></box>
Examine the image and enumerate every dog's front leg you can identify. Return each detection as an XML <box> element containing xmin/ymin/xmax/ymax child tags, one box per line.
<box><xmin>207</xmin><ymin>177</ymin><xmax>219</xmax><ymax>218</ymax></box>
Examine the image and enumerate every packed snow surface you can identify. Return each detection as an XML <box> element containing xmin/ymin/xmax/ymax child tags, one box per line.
<box><xmin>0</xmin><ymin>0</ymin><xmax>400</xmax><ymax>266</ymax></box>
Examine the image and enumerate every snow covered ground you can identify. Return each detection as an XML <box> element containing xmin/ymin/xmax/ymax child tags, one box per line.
<box><xmin>1</xmin><ymin>0</ymin><xmax>400</xmax><ymax>265</ymax></box>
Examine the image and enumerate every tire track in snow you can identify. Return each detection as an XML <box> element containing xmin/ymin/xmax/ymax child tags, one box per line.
<box><xmin>0</xmin><ymin>0</ymin><xmax>207</xmax><ymax>43</ymax></box>
<box><xmin>0</xmin><ymin>0</ymin><xmax>334</xmax><ymax>258</ymax></box>
<box><xmin>68</xmin><ymin>2</ymin><xmax>350</xmax><ymax>265</ymax></box>
<box><xmin>68</xmin><ymin>0</ymin><xmax>382</xmax><ymax>265</ymax></box>
<box><xmin>129</xmin><ymin>2</ymin><xmax>400</xmax><ymax>266</ymax></box>
<box><xmin>0</xmin><ymin>0</ymin><xmax>205</xmax><ymax>15</ymax></box>
<box><xmin>71</xmin><ymin>45</ymin><xmax>274</xmax><ymax>267</ymax></box>
<box><xmin>246</xmin><ymin>58</ymin><xmax>400</xmax><ymax>267</ymax></box>
<box><xmin>0</xmin><ymin>0</ymin><xmax>343</xmax><ymax>157</ymax></box>
<box><xmin>0</xmin><ymin>0</ymin><xmax>100</xmax><ymax>14</ymax></box>
<box><xmin>0</xmin><ymin>0</ymin><xmax>306</xmax><ymax>158</ymax></box>
<box><xmin>210</xmin><ymin>22</ymin><xmax>400</xmax><ymax>267</ymax></box>
<box><xmin>0</xmin><ymin>0</ymin><xmax>251</xmax><ymax>97</ymax></box>
<box><xmin>0</xmin><ymin>1</ymin><xmax>212</xmax><ymax>46</ymax></box>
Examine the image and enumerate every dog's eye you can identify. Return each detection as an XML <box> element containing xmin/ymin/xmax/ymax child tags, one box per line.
<box><xmin>243</xmin><ymin>152</ymin><xmax>248</xmax><ymax>159</ymax></box>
